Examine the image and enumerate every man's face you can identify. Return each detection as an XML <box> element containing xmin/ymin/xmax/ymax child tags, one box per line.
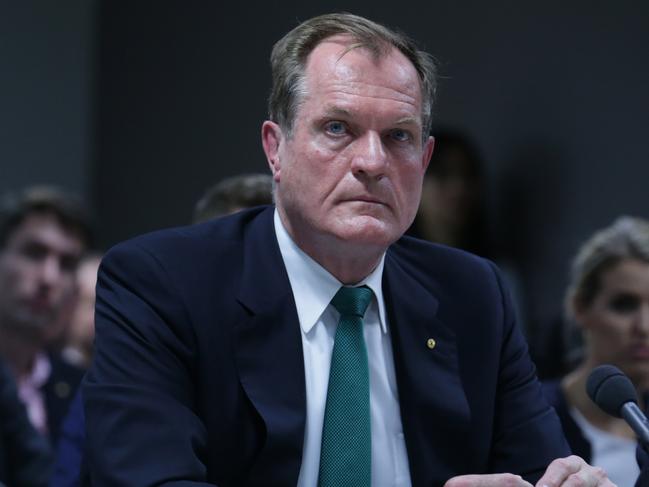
<box><xmin>0</xmin><ymin>212</ymin><xmax>83</xmax><ymax>338</ymax></box>
<box><xmin>263</xmin><ymin>36</ymin><xmax>434</xmax><ymax>253</ymax></box>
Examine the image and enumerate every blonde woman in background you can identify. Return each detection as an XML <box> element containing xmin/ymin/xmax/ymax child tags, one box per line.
<box><xmin>543</xmin><ymin>216</ymin><xmax>649</xmax><ymax>487</ymax></box>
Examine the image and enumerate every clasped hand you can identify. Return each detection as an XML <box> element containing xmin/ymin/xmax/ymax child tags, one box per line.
<box><xmin>444</xmin><ymin>455</ymin><xmax>615</xmax><ymax>487</ymax></box>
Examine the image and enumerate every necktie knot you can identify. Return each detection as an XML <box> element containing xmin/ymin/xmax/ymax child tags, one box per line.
<box><xmin>330</xmin><ymin>285</ymin><xmax>373</xmax><ymax>318</ymax></box>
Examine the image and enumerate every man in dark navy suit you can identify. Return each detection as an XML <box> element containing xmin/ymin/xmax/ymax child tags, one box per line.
<box><xmin>84</xmin><ymin>13</ymin><xmax>615</xmax><ymax>487</ymax></box>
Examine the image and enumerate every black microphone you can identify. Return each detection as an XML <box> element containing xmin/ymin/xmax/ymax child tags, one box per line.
<box><xmin>586</xmin><ymin>364</ymin><xmax>649</xmax><ymax>446</ymax></box>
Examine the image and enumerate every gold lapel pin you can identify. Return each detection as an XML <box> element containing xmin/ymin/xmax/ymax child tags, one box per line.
<box><xmin>55</xmin><ymin>381</ymin><xmax>71</xmax><ymax>399</ymax></box>
<box><xmin>426</xmin><ymin>338</ymin><xmax>436</xmax><ymax>350</ymax></box>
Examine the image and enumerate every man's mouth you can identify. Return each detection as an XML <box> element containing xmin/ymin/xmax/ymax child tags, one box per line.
<box><xmin>345</xmin><ymin>196</ymin><xmax>387</xmax><ymax>206</ymax></box>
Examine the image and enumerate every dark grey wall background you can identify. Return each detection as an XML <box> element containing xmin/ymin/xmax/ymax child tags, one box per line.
<box><xmin>0</xmin><ymin>1</ymin><xmax>96</xmax><ymax>200</ymax></box>
<box><xmin>3</xmin><ymin>1</ymin><xmax>649</xmax><ymax>359</ymax></box>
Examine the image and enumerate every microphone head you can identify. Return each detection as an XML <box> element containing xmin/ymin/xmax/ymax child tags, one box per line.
<box><xmin>586</xmin><ymin>364</ymin><xmax>638</xmax><ymax>418</ymax></box>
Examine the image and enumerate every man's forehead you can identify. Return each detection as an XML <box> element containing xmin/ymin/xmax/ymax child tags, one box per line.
<box><xmin>307</xmin><ymin>34</ymin><xmax>407</xmax><ymax>70</ymax></box>
<box><xmin>302</xmin><ymin>36</ymin><xmax>422</xmax><ymax>113</ymax></box>
<box><xmin>6</xmin><ymin>212</ymin><xmax>84</xmax><ymax>251</ymax></box>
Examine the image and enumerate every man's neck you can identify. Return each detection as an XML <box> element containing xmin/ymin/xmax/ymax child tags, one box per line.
<box><xmin>293</xmin><ymin>233</ymin><xmax>385</xmax><ymax>284</ymax></box>
<box><xmin>311</xmin><ymin>247</ymin><xmax>382</xmax><ymax>285</ymax></box>
<box><xmin>277</xmin><ymin>210</ymin><xmax>388</xmax><ymax>285</ymax></box>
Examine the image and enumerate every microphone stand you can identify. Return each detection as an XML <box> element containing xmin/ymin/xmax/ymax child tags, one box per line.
<box><xmin>635</xmin><ymin>392</ymin><xmax>649</xmax><ymax>487</ymax></box>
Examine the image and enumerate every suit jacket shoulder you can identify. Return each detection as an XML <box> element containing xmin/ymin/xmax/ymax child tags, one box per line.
<box><xmin>85</xmin><ymin>206</ymin><xmax>302</xmax><ymax>486</ymax></box>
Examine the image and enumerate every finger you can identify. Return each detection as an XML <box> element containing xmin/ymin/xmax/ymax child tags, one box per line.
<box><xmin>535</xmin><ymin>455</ymin><xmax>585</xmax><ymax>487</ymax></box>
<box><xmin>555</xmin><ymin>467</ymin><xmax>612</xmax><ymax>487</ymax></box>
<box><xmin>444</xmin><ymin>473</ymin><xmax>533</xmax><ymax>487</ymax></box>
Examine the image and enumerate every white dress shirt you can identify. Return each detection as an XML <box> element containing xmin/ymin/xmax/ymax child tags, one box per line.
<box><xmin>274</xmin><ymin>210</ymin><xmax>412</xmax><ymax>487</ymax></box>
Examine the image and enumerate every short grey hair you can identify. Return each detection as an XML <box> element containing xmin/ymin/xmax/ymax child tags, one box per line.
<box><xmin>566</xmin><ymin>216</ymin><xmax>649</xmax><ymax>318</ymax></box>
<box><xmin>268</xmin><ymin>12</ymin><xmax>438</xmax><ymax>141</ymax></box>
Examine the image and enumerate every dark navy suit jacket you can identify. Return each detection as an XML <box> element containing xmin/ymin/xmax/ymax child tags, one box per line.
<box><xmin>83</xmin><ymin>206</ymin><xmax>570</xmax><ymax>486</ymax></box>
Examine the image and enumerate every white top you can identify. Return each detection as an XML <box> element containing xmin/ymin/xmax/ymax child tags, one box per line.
<box><xmin>274</xmin><ymin>210</ymin><xmax>412</xmax><ymax>487</ymax></box>
<box><xmin>570</xmin><ymin>406</ymin><xmax>640</xmax><ymax>487</ymax></box>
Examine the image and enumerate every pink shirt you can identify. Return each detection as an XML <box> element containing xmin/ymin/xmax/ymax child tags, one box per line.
<box><xmin>17</xmin><ymin>352</ymin><xmax>51</xmax><ymax>434</ymax></box>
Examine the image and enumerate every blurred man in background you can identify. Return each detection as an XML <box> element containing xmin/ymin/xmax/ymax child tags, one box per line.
<box><xmin>0</xmin><ymin>186</ymin><xmax>90</xmax><ymax>446</ymax></box>
<box><xmin>193</xmin><ymin>173</ymin><xmax>273</xmax><ymax>223</ymax></box>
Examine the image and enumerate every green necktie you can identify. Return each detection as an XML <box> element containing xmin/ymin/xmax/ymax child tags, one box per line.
<box><xmin>318</xmin><ymin>285</ymin><xmax>373</xmax><ymax>487</ymax></box>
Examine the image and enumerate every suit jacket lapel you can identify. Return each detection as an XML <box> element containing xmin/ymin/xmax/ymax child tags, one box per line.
<box><xmin>384</xmin><ymin>249</ymin><xmax>471</xmax><ymax>486</ymax></box>
<box><xmin>234</xmin><ymin>208</ymin><xmax>306</xmax><ymax>486</ymax></box>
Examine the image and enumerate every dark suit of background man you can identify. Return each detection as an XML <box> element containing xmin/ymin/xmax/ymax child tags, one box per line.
<box><xmin>0</xmin><ymin>357</ymin><xmax>52</xmax><ymax>487</ymax></box>
<box><xmin>84</xmin><ymin>13</ymin><xmax>615</xmax><ymax>487</ymax></box>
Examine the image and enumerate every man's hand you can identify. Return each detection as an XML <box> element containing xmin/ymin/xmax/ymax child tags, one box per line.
<box><xmin>535</xmin><ymin>455</ymin><xmax>615</xmax><ymax>487</ymax></box>
<box><xmin>443</xmin><ymin>455</ymin><xmax>617</xmax><ymax>487</ymax></box>
<box><xmin>444</xmin><ymin>474</ymin><xmax>533</xmax><ymax>487</ymax></box>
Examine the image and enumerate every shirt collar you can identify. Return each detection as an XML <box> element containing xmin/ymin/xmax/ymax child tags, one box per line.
<box><xmin>274</xmin><ymin>209</ymin><xmax>387</xmax><ymax>334</ymax></box>
<box><xmin>22</xmin><ymin>352</ymin><xmax>51</xmax><ymax>389</ymax></box>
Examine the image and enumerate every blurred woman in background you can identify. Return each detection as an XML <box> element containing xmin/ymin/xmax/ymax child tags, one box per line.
<box><xmin>543</xmin><ymin>216</ymin><xmax>649</xmax><ymax>487</ymax></box>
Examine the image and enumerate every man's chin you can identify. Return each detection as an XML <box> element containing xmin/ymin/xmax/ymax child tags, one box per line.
<box><xmin>7</xmin><ymin>310</ymin><xmax>52</xmax><ymax>333</ymax></box>
<box><xmin>331</xmin><ymin>219</ymin><xmax>399</xmax><ymax>247</ymax></box>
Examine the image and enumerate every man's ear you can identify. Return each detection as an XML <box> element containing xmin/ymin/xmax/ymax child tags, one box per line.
<box><xmin>261</xmin><ymin>121</ymin><xmax>283</xmax><ymax>183</ymax></box>
<box><xmin>422</xmin><ymin>135</ymin><xmax>435</xmax><ymax>173</ymax></box>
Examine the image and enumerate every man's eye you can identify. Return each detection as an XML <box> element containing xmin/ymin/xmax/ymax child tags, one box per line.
<box><xmin>390</xmin><ymin>129</ymin><xmax>411</xmax><ymax>142</ymax></box>
<box><xmin>20</xmin><ymin>243</ymin><xmax>48</xmax><ymax>262</ymax></box>
<box><xmin>60</xmin><ymin>255</ymin><xmax>80</xmax><ymax>273</ymax></box>
<box><xmin>324</xmin><ymin>121</ymin><xmax>347</xmax><ymax>136</ymax></box>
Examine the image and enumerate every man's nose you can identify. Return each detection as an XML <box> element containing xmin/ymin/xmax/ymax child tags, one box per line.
<box><xmin>39</xmin><ymin>256</ymin><xmax>62</xmax><ymax>286</ymax></box>
<box><xmin>350</xmin><ymin>132</ymin><xmax>388</xmax><ymax>178</ymax></box>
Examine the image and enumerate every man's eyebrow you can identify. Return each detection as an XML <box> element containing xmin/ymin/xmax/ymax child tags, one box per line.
<box><xmin>393</xmin><ymin>116</ymin><xmax>419</xmax><ymax>126</ymax></box>
<box><xmin>319</xmin><ymin>109</ymin><xmax>419</xmax><ymax>127</ymax></box>
<box><xmin>321</xmin><ymin>106</ymin><xmax>353</xmax><ymax>118</ymax></box>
